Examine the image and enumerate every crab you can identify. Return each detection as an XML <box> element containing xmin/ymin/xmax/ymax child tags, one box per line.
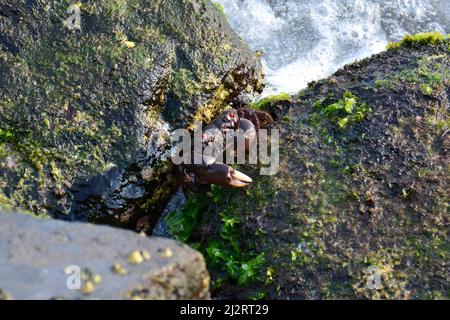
<box><xmin>179</xmin><ymin>107</ymin><xmax>274</xmax><ymax>189</ymax></box>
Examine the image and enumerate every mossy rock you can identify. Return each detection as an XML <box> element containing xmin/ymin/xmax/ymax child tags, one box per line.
<box><xmin>186</xmin><ymin>39</ymin><xmax>449</xmax><ymax>299</ymax></box>
<box><xmin>0</xmin><ymin>0</ymin><xmax>264</xmax><ymax>228</ymax></box>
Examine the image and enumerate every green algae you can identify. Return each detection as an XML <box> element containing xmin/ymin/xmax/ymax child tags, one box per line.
<box><xmin>212</xmin><ymin>2</ymin><xmax>225</xmax><ymax>14</ymax></box>
<box><xmin>166</xmin><ymin>195</ymin><xmax>208</xmax><ymax>242</ymax></box>
<box><xmin>250</xmin><ymin>93</ymin><xmax>292</xmax><ymax>110</ymax></box>
<box><xmin>0</xmin><ymin>129</ymin><xmax>15</xmax><ymax>144</ymax></box>
<box><xmin>374</xmin><ymin>51</ymin><xmax>450</xmax><ymax>98</ymax></box>
<box><xmin>387</xmin><ymin>32</ymin><xmax>445</xmax><ymax>50</ymax></box>
<box><xmin>309</xmin><ymin>92</ymin><xmax>372</xmax><ymax>129</ymax></box>
<box><xmin>166</xmin><ymin>184</ymin><xmax>268</xmax><ymax>288</ymax></box>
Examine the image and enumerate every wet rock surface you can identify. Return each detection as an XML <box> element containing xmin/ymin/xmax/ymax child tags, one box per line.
<box><xmin>0</xmin><ymin>0</ymin><xmax>263</xmax><ymax>228</ymax></box>
<box><xmin>171</xmin><ymin>40</ymin><xmax>449</xmax><ymax>299</ymax></box>
<box><xmin>0</xmin><ymin>210</ymin><xmax>210</xmax><ymax>300</ymax></box>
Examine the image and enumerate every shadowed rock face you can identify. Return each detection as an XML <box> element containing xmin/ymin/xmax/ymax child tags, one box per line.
<box><xmin>0</xmin><ymin>0</ymin><xmax>264</xmax><ymax>228</ymax></box>
<box><xmin>178</xmin><ymin>40</ymin><xmax>449</xmax><ymax>299</ymax></box>
<box><xmin>0</xmin><ymin>211</ymin><xmax>210</xmax><ymax>300</ymax></box>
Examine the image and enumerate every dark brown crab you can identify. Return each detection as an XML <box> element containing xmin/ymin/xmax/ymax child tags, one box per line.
<box><xmin>180</xmin><ymin>107</ymin><xmax>274</xmax><ymax>189</ymax></box>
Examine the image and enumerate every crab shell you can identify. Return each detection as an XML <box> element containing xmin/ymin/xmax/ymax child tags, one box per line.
<box><xmin>185</xmin><ymin>108</ymin><xmax>270</xmax><ymax>188</ymax></box>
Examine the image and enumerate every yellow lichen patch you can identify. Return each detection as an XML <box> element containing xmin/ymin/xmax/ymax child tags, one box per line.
<box><xmin>49</xmin><ymin>161</ymin><xmax>60</xmax><ymax>177</ymax></box>
<box><xmin>127</xmin><ymin>250</ymin><xmax>145</xmax><ymax>264</ymax></box>
<box><xmin>92</xmin><ymin>274</ymin><xmax>102</xmax><ymax>285</ymax></box>
<box><xmin>109</xmin><ymin>125</ymin><xmax>122</xmax><ymax>137</ymax></box>
<box><xmin>126</xmin><ymin>249</ymin><xmax>151</xmax><ymax>262</ymax></box>
<box><xmin>222</xmin><ymin>42</ymin><xmax>232</xmax><ymax>52</ymax></box>
<box><xmin>111</xmin><ymin>263</ymin><xmax>128</xmax><ymax>275</ymax></box>
<box><xmin>0</xmin><ymin>289</ymin><xmax>13</xmax><ymax>300</ymax></box>
<box><xmin>203</xmin><ymin>73</ymin><xmax>221</xmax><ymax>90</ymax></box>
<box><xmin>43</xmin><ymin>118</ymin><xmax>51</xmax><ymax>128</ymax></box>
<box><xmin>82</xmin><ymin>281</ymin><xmax>95</xmax><ymax>295</ymax></box>
<box><xmin>188</xmin><ymin>85</ymin><xmax>232</xmax><ymax>130</ymax></box>
<box><xmin>141</xmin><ymin>250</ymin><xmax>151</xmax><ymax>261</ymax></box>
<box><xmin>123</xmin><ymin>40</ymin><xmax>136</xmax><ymax>49</ymax></box>
<box><xmin>114</xmin><ymin>30</ymin><xmax>137</xmax><ymax>49</ymax></box>
<box><xmin>158</xmin><ymin>247</ymin><xmax>173</xmax><ymax>258</ymax></box>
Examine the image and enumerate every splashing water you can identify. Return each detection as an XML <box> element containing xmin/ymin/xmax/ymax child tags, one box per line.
<box><xmin>216</xmin><ymin>0</ymin><xmax>450</xmax><ymax>95</ymax></box>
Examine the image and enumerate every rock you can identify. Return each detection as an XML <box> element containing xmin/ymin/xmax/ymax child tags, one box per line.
<box><xmin>0</xmin><ymin>210</ymin><xmax>210</xmax><ymax>300</ymax></box>
<box><xmin>0</xmin><ymin>0</ymin><xmax>264</xmax><ymax>228</ymax></box>
<box><xmin>171</xmin><ymin>38</ymin><xmax>450</xmax><ymax>299</ymax></box>
<box><xmin>153</xmin><ymin>188</ymin><xmax>187</xmax><ymax>237</ymax></box>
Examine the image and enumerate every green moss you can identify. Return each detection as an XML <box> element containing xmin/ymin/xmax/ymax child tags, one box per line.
<box><xmin>205</xmin><ymin>236</ymin><xmax>265</xmax><ymax>286</ymax></box>
<box><xmin>374</xmin><ymin>79</ymin><xmax>391</xmax><ymax>89</ymax></box>
<box><xmin>250</xmin><ymin>93</ymin><xmax>292</xmax><ymax>110</ymax></box>
<box><xmin>166</xmin><ymin>195</ymin><xmax>208</xmax><ymax>242</ymax></box>
<box><xmin>387</xmin><ymin>32</ymin><xmax>445</xmax><ymax>50</ymax></box>
<box><xmin>375</xmin><ymin>53</ymin><xmax>450</xmax><ymax>94</ymax></box>
<box><xmin>0</xmin><ymin>145</ymin><xmax>8</xmax><ymax>159</ymax></box>
<box><xmin>97</xmin><ymin>0</ymin><xmax>139</xmax><ymax>20</ymax></box>
<box><xmin>0</xmin><ymin>128</ymin><xmax>15</xmax><ymax>144</ymax></box>
<box><xmin>420</xmin><ymin>83</ymin><xmax>433</xmax><ymax>96</ymax></box>
<box><xmin>212</xmin><ymin>2</ymin><xmax>225</xmax><ymax>14</ymax></box>
<box><xmin>170</xmin><ymin>69</ymin><xmax>202</xmax><ymax>102</ymax></box>
<box><xmin>0</xmin><ymin>204</ymin><xmax>49</xmax><ymax>219</ymax></box>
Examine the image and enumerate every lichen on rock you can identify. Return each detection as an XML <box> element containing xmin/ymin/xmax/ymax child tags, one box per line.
<box><xmin>0</xmin><ymin>210</ymin><xmax>210</xmax><ymax>300</ymax></box>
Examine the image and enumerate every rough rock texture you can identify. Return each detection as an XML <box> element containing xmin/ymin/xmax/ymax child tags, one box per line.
<box><xmin>0</xmin><ymin>211</ymin><xmax>210</xmax><ymax>300</ymax></box>
<box><xmin>166</xmin><ymin>39</ymin><xmax>450</xmax><ymax>299</ymax></box>
<box><xmin>0</xmin><ymin>0</ymin><xmax>264</xmax><ymax>228</ymax></box>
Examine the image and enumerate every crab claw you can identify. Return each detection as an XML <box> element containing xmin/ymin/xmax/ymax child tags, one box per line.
<box><xmin>191</xmin><ymin>163</ymin><xmax>253</xmax><ymax>188</ymax></box>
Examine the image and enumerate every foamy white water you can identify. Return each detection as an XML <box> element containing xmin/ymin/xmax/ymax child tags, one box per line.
<box><xmin>216</xmin><ymin>0</ymin><xmax>450</xmax><ymax>95</ymax></box>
